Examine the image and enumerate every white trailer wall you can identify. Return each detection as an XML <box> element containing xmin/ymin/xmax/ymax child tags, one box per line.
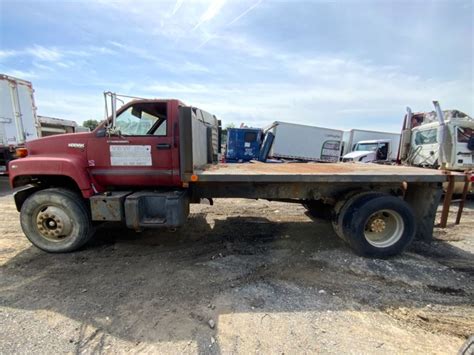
<box><xmin>267</xmin><ymin>121</ymin><xmax>343</xmax><ymax>162</ymax></box>
<box><xmin>0</xmin><ymin>75</ymin><xmax>38</xmax><ymax>146</ymax></box>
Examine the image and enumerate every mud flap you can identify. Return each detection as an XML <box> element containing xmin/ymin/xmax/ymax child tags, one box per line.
<box><xmin>404</xmin><ymin>182</ymin><xmax>443</xmax><ymax>241</ymax></box>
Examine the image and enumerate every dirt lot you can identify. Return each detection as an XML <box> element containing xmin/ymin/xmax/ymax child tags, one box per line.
<box><xmin>0</xmin><ymin>176</ymin><xmax>473</xmax><ymax>354</ymax></box>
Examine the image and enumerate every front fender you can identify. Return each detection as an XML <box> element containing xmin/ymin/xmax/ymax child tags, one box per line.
<box><xmin>8</xmin><ymin>155</ymin><xmax>95</xmax><ymax>197</ymax></box>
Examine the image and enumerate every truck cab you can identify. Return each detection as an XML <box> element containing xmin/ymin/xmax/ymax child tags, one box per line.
<box><xmin>404</xmin><ymin>112</ymin><xmax>474</xmax><ymax>170</ymax></box>
<box><xmin>342</xmin><ymin>139</ymin><xmax>392</xmax><ymax>163</ymax></box>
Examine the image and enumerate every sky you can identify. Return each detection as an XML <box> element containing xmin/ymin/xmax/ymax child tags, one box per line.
<box><xmin>0</xmin><ymin>0</ymin><xmax>472</xmax><ymax>132</ymax></box>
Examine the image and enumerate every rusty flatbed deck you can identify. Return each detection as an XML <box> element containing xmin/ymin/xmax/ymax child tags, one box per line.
<box><xmin>194</xmin><ymin>162</ymin><xmax>463</xmax><ymax>183</ymax></box>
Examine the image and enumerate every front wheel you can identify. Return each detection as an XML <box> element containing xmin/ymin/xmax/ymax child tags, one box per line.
<box><xmin>20</xmin><ymin>188</ymin><xmax>94</xmax><ymax>253</ymax></box>
<box><xmin>335</xmin><ymin>194</ymin><xmax>415</xmax><ymax>257</ymax></box>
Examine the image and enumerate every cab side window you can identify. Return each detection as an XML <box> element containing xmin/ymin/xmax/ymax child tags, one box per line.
<box><xmin>115</xmin><ymin>103</ymin><xmax>167</xmax><ymax>136</ymax></box>
<box><xmin>457</xmin><ymin>127</ymin><xmax>473</xmax><ymax>143</ymax></box>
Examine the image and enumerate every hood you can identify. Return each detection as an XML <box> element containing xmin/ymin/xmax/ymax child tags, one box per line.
<box><xmin>26</xmin><ymin>132</ymin><xmax>92</xmax><ymax>155</ymax></box>
<box><xmin>343</xmin><ymin>150</ymin><xmax>373</xmax><ymax>159</ymax></box>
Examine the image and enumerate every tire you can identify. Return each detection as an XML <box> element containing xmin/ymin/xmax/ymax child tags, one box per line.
<box><xmin>302</xmin><ymin>200</ymin><xmax>332</xmax><ymax>220</ymax></box>
<box><xmin>332</xmin><ymin>191</ymin><xmax>384</xmax><ymax>242</ymax></box>
<box><xmin>20</xmin><ymin>188</ymin><xmax>94</xmax><ymax>253</ymax></box>
<box><xmin>338</xmin><ymin>194</ymin><xmax>415</xmax><ymax>257</ymax></box>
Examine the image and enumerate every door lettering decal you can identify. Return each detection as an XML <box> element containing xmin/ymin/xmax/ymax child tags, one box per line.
<box><xmin>110</xmin><ymin>145</ymin><xmax>152</xmax><ymax>166</ymax></box>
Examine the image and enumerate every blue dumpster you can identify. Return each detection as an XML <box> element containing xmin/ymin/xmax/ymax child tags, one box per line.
<box><xmin>225</xmin><ymin>128</ymin><xmax>263</xmax><ymax>162</ymax></box>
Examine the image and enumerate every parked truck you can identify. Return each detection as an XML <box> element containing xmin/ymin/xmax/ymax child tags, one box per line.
<box><xmin>0</xmin><ymin>74</ymin><xmax>84</xmax><ymax>173</ymax></box>
<box><xmin>8</xmin><ymin>95</ymin><xmax>464</xmax><ymax>258</ymax></box>
<box><xmin>341</xmin><ymin>129</ymin><xmax>401</xmax><ymax>163</ymax></box>
<box><xmin>37</xmin><ymin>115</ymin><xmax>82</xmax><ymax>136</ymax></box>
<box><xmin>400</xmin><ymin>103</ymin><xmax>474</xmax><ymax>171</ymax></box>
<box><xmin>342</xmin><ymin>139</ymin><xmax>400</xmax><ymax>163</ymax></box>
<box><xmin>264</xmin><ymin>121</ymin><xmax>343</xmax><ymax>162</ymax></box>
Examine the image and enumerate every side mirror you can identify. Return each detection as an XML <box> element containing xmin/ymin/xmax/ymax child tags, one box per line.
<box><xmin>96</xmin><ymin>128</ymin><xmax>106</xmax><ymax>137</ymax></box>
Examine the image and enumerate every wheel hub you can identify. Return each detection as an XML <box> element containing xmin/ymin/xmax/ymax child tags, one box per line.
<box><xmin>364</xmin><ymin>210</ymin><xmax>404</xmax><ymax>248</ymax></box>
<box><xmin>36</xmin><ymin>206</ymin><xmax>73</xmax><ymax>241</ymax></box>
<box><xmin>369</xmin><ymin>218</ymin><xmax>386</xmax><ymax>233</ymax></box>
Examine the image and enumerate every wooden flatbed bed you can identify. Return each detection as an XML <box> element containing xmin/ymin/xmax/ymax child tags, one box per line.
<box><xmin>194</xmin><ymin>162</ymin><xmax>464</xmax><ymax>183</ymax></box>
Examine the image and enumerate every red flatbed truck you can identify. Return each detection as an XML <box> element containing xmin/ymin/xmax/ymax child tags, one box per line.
<box><xmin>8</xmin><ymin>98</ymin><xmax>464</xmax><ymax>257</ymax></box>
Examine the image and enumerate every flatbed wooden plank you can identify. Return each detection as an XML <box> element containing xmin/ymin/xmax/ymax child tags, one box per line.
<box><xmin>194</xmin><ymin>162</ymin><xmax>463</xmax><ymax>183</ymax></box>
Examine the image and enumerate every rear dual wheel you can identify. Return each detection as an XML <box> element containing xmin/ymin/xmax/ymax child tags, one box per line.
<box><xmin>333</xmin><ymin>192</ymin><xmax>415</xmax><ymax>257</ymax></box>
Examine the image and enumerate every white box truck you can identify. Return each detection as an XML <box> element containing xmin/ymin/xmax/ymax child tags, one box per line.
<box><xmin>265</xmin><ymin>121</ymin><xmax>343</xmax><ymax>162</ymax></box>
<box><xmin>341</xmin><ymin>129</ymin><xmax>401</xmax><ymax>163</ymax></box>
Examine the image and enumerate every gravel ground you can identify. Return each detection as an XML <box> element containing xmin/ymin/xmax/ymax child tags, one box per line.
<box><xmin>0</xmin><ymin>176</ymin><xmax>473</xmax><ymax>354</ymax></box>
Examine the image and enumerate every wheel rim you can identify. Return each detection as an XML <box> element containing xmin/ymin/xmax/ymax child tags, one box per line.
<box><xmin>363</xmin><ymin>209</ymin><xmax>404</xmax><ymax>248</ymax></box>
<box><xmin>35</xmin><ymin>206</ymin><xmax>73</xmax><ymax>242</ymax></box>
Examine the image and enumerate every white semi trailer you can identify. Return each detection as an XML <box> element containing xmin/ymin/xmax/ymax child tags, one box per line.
<box><xmin>264</xmin><ymin>121</ymin><xmax>343</xmax><ymax>162</ymax></box>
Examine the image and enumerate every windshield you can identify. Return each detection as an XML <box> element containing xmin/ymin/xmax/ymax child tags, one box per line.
<box><xmin>354</xmin><ymin>143</ymin><xmax>378</xmax><ymax>151</ymax></box>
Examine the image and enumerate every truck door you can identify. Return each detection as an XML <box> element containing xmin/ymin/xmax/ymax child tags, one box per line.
<box><xmin>87</xmin><ymin>101</ymin><xmax>176</xmax><ymax>187</ymax></box>
<box><xmin>412</xmin><ymin>127</ymin><xmax>438</xmax><ymax>166</ymax></box>
<box><xmin>376</xmin><ymin>142</ymin><xmax>389</xmax><ymax>160</ymax></box>
<box><xmin>454</xmin><ymin>126</ymin><xmax>474</xmax><ymax>169</ymax></box>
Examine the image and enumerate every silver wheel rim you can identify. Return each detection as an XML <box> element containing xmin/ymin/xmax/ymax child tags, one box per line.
<box><xmin>35</xmin><ymin>206</ymin><xmax>73</xmax><ymax>242</ymax></box>
<box><xmin>364</xmin><ymin>209</ymin><xmax>404</xmax><ymax>248</ymax></box>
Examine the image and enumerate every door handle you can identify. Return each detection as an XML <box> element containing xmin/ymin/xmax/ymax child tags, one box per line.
<box><xmin>156</xmin><ymin>143</ymin><xmax>171</xmax><ymax>150</ymax></box>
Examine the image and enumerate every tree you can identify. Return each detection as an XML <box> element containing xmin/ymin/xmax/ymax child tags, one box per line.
<box><xmin>82</xmin><ymin>119</ymin><xmax>99</xmax><ymax>131</ymax></box>
<box><xmin>221</xmin><ymin>123</ymin><xmax>236</xmax><ymax>143</ymax></box>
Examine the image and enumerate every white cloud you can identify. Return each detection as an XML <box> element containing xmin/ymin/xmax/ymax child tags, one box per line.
<box><xmin>171</xmin><ymin>0</ymin><xmax>184</xmax><ymax>15</ymax></box>
<box><xmin>194</xmin><ymin>0</ymin><xmax>227</xmax><ymax>29</ymax></box>
<box><xmin>27</xmin><ymin>45</ymin><xmax>64</xmax><ymax>62</ymax></box>
<box><xmin>107</xmin><ymin>40</ymin><xmax>210</xmax><ymax>73</ymax></box>
<box><xmin>139</xmin><ymin>54</ymin><xmax>473</xmax><ymax>131</ymax></box>
<box><xmin>2</xmin><ymin>0</ymin><xmax>470</xmax><ymax>132</ymax></box>
<box><xmin>227</xmin><ymin>0</ymin><xmax>262</xmax><ymax>26</ymax></box>
<box><xmin>0</xmin><ymin>50</ymin><xmax>19</xmax><ymax>60</ymax></box>
<box><xmin>34</xmin><ymin>89</ymin><xmax>105</xmax><ymax>123</ymax></box>
<box><xmin>2</xmin><ymin>44</ymin><xmax>114</xmax><ymax>65</ymax></box>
